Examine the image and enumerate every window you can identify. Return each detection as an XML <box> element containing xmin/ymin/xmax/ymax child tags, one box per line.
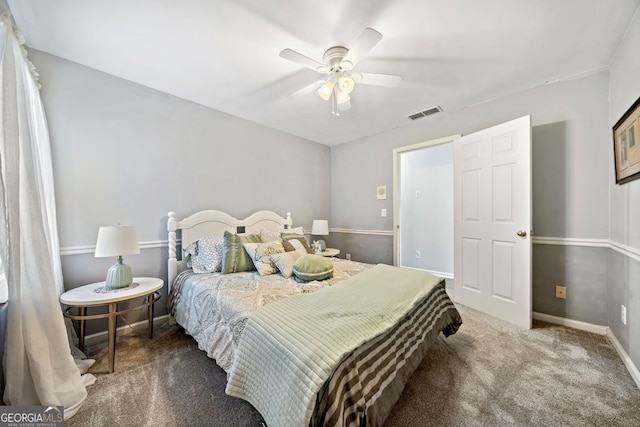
<box><xmin>0</xmin><ymin>257</ymin><xmax>7</xmax><ymax>303</ymax></box>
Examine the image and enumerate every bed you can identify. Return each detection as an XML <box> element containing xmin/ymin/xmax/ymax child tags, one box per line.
<box><xmin>167</xmin><ymin>209</ymin><xmax>462</xmax><ymax>427</ymax></box>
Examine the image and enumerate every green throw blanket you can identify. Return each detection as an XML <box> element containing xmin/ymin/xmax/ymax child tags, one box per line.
<box><xmin>225</xmin><ymin>264</ymin><xmax>444</xmax><ymax>427</ymax></box>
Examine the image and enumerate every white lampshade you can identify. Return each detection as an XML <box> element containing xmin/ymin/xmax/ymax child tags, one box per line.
<box><xmin>95</xmin><ymin>226</ymin><xmax>140</xmax><ymax>257</ymax></box>
<box><xmin>317</xmin><ymin>81</ymin><xmax>335</xmax><ymax>101</ymax></box>
<box><xmin>95</xmin><ymin>226</ymin><xmax>140</xmax><ymax>290</ymax></box>
<box><xmin>338</xmin><ymin>76</ymin><xmax>355</xmax><ymax>94</ymax></box>
<box><xmin>311</xmin><ymin>220</ymin><xmax>329</xmax><ymax>236</ymax></box>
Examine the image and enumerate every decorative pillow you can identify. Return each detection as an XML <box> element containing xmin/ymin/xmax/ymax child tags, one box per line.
<box><xmin>221</xmin><ymin>231</ymin><xmax>262</xmax><ymax>274</ymax></box>
<box><xmin>286</xmin><ymin>226</ymin><xmax>305</xmax><ymax>235</ymax></box>
<box><xmin>243</xmin><ymin>241</ymin><xmax>285</xmax><ymax>276</ymax></box>
<box><xmin>281</xmin><ymin>233</ymin><xmax>313</xmax><ymax>254</ymax></box>
<box><xmin>271</xmin><ymin>248</ymin><xmax>306</xmax><ymax>278</ymax></box>
<box><xmin>260</xmin><ymin>228</ymin><xmax>283</xmax><ymax>238</ymax></box>
<box><xmin>183</xmin><ymin>237</ymin><xmax>224</xmax><ymax>273</ymax></box>
<box><xmin>282</xmin><ymin>238</ymin><xmax>308</xmax><ymax>254</ymax></box>
<box><xmin>292</xmin><ymin>254</ymin><xmax>334</xmax><ymax>281</ymax></box>
<box><xmin>260</xmin><ymin>234</ymin><xmax>282</xmax><ymax>243</ymax></box>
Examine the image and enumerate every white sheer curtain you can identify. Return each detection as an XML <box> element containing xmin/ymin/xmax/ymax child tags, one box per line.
<box><xmin>0</xmin><ymin>13</ymin><xmax>93</xmax><ymax>418</ymax></box>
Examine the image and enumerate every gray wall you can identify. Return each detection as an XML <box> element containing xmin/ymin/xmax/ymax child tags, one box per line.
<box><xmin>608</xmin><ymin>10</ymin><xmax>640</xmax><ymax>372</ymax></box>
<box><xmin>30</xmin><ymin>51</ymin><xmax>331</xmax><ymax>334</ymax></box>
<box><xmin>331</xmin><ymin>72</ymin><xmax>611</xmax><ymax>326</ymax></box>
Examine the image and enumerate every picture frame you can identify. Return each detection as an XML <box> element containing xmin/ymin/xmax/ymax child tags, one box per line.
<box><xmin>613</xmin><ymin>95</ymin><xmax>640</xmax><ymax>185</ymax></box>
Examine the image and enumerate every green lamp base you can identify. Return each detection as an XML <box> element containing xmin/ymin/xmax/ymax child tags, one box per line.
<box><xmin>105</xmin><ymin>256</ymin><xmax>133</xmax><ymax>290</ymax></box>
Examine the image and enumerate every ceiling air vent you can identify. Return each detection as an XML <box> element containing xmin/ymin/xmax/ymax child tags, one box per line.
<box><xmin>407</xmin><ymin>106</ymin><xmax>443</xmax><ymax>120</ymax></box>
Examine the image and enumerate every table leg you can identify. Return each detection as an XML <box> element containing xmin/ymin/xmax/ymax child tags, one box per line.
<box><xmin>108</xmin><ymin>303</ymin><xmax>116</xmax><ymax>373</ymax></box>
<box><xmin>148</xmin><ymin>293</ymin><xmax>155</xmax><ymax>339</ymax></box>
<box><xmin>78</xmin><ymin>307</ymin><xmax>86</xmax><ymax>352</ymax></box>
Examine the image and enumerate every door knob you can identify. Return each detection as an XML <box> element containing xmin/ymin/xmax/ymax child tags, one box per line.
<box><xmin>516</xmin><ymin>230</ymin><xmax>527</xmax><ymax>237</ymax></box>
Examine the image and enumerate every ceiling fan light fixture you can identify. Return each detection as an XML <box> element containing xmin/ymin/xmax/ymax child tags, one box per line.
<box><xmin>317</xmin><ymin>81</ymin><xmax>335</xmax><ymax>101</ymax></box>
<box><xmin>338</xmin><ymin>76</ymin><xmax>355</xmax><ymax>94</ymax></box>
<box><xmin>281</xmin><ymin>27</ymin><xmax>400</xmax><ymax>116</ymax></box>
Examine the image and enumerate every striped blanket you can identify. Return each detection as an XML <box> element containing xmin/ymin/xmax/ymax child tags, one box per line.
<box><xmin>225</xmin><ymin>264</ymin><xmax>462</xmax><ymax>427</ymax></box>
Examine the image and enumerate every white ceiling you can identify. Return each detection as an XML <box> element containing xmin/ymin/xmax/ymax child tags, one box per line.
<box><xmin>8</xmin><ymin>0</ymin><xmax>640</xmax><ymax>146</ymax></box>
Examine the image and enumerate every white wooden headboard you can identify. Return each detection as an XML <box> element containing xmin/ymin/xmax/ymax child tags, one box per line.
<box><xmin>167</xmin><ymin>210</ymin><xmax>293</xmax><ymax>288</ymax></box>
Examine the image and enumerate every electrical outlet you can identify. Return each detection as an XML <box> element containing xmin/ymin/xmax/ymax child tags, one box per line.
<box><xmin>415</xmin><ymin>190</ymin><xmax>421</xmax><ymax>198</ymax></box>
<box><xmin>346</xmin><ymin>253</ymin><xmax>351</xmax><ymax>261</ymax></box>
<box><xmin>621</xmin><ymin>305</ymin><xmax>627</xmax><ymax>325</ymax></box>
<box><xmin>381</xmin><ymin>208</ymin><xmax>387</xmax><ymax>217</ymax></box>
<box><xmin>555</xmin><ymin>285</ymin><xmax>566</xmax><ymax>299</ymax></box>
<box><xmin>415</xmin><ymin>250</ymin><xmax>421</xmax><ymax>259</ymax></box>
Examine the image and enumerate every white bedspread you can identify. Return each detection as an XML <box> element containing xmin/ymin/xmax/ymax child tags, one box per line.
<box><xmin>225</xmin><ymin>264</ymin><xmax>444</xmax><ymax>427</ymax></box>
<box><xmin>170</xmin><ymin>259</ymin><xmax>371</xmax><ymax>372</ymax></box>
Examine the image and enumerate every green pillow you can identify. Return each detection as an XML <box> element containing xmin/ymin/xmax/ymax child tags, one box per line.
<box><xmin>221</xmin><ymin>231</ymin><xmax>262</xmax><ymax>274</ymax></box>
<box><xmin>292</xmin><ymin>254</ymin><xmax>334</xmax><ymax>281</ymax></box>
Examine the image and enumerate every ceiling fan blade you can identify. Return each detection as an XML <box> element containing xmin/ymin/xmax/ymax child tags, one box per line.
<box><xmin>341</xmin><ymin>27</ymin><xmax>382</xmax><ymax>69</ymax></box>
<box><xmin>286</xmin><ymin>80</ymin><xmax>324</xmax><ymax>98</ymax></box>
<box><xmin>279</xmin><ymin>48</ymin><xmax>325</xmax><ymax>72</ymax></box>
<box><xmin>352</xmin><ymin>72</ymin><xmax>401</xmax><ymax>87</ymax></box>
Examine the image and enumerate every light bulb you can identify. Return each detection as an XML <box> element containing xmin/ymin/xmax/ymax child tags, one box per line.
<box><xmin>336</xmin><ymin>89</ymin><xmax>350</xmax><ymax>105</ymax></box>
<box><xmin>317</xmin><ymin>82</ymin><xmax>335</xmax><ymax>101</ymax></box>
<box><xmin>338</xmin><ymin>76</ymin><xmax>355</xmax><ymax>94</ymax></box>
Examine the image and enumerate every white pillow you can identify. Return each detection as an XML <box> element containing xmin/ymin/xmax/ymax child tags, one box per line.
<box><xmin>260</xmin><ymin>226</ymin><xmax>303</xmax><ymax>238</ymax></box>
<box><xmin>271</xmin><ymin>249</ymin><xmax>306</xmax><ymax>278</ymax></box>
<box><xmin>260</xmin><ymin>228</ymin><xmax>282</xmax><ymax>238</ymax></box>
<box><xmin>287</xmin><ymin>226</ymin><xmax>304</xmax><ymax>235</ymax></box>
<box><xmin>243</xmin><ymin>241</ymin><xmax>285</xmax><ymax>276</ymax></box>
<box><xmin>183</xmin><ymin>237</ymin><xmax>224</xmax><ymax>273</ymax></box>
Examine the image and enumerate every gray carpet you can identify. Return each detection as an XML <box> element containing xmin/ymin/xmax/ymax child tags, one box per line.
<box><xmin>67</xmin><ymin>305</ymin><xmax>640</xmax><ymax>426</ymax></box>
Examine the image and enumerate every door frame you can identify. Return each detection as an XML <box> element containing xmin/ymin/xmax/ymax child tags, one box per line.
<box><xmin>392</xmin><ymin>134</ymin><xmax>461</xmax><ymax>267</ymax></box>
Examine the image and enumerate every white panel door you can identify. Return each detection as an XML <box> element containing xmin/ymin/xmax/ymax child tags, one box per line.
<box><xmin>453</xmin><ymin>116</ymin><xmax>532</xmax><ymax>329</ymax></box>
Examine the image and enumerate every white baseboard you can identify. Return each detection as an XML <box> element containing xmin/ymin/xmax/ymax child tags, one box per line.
<box><xmin>532</xmin><ymin>311</ymin><xmax>609</xmax><ymax>335</ymax></box>
<box><xmin>533</xmin><ymin>311</ymin><xmax>640</xmax><ymax>391</ymax></box>
<box><xmin>606</xmin><ymin>329</ymin><xmax>640</xmax><ymax>391</ymax></box>
<box><xmin>83</xmin><ymin>314</ymin><xmax>171</xmax><ymax>347</ymax></box>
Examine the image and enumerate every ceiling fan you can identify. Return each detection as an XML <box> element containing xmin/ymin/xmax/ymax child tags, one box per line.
<box><xmin>279</xmin><ymin>28</ymin><xmax>402</xmax><ymax>116</ymax></box>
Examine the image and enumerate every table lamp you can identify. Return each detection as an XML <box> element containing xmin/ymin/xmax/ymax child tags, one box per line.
<box><xmin>311</xmin><ymin>220</ymin><xmax>329</xmax><ymax>252</ymax></box>
<box><xmin>95</xmin><ymin>225</ymin><xmax>140</xmax><ymax>290</ymax></box>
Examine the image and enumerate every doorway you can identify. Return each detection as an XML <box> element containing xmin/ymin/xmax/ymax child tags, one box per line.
<box><xmin>393</xmin><ymin>135</ymin><xmax>460</xmax><ymax>277</ymax></box>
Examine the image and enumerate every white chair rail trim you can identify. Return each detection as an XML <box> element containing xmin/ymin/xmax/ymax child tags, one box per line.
<box><xmin>609</xmin><ymin>240</ymin><xmax>640</xmax><ymax>263</ymax></box>
<box><xmin>60</xmin><ymin>240</ymin><xmax>169</xmax><ymax>256</ymax></box>
<box><xmin>58</xmin><ymin>234</ymin><xmax>640</xmax><ymax>262</ymax></box>
<box><xmin>329</xmin><ymin>228</ymin><xmax>394</xmax><ymax>236</ymax></box>
<box><xmin>532</xmin><ymin>236</ymin><xmax>640</xmax><ymax>262</ymax></box>
<box><xmin>531</xmin><ymin>236</ymin><xmax>610</xmax><ymax>247</ymax></box>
